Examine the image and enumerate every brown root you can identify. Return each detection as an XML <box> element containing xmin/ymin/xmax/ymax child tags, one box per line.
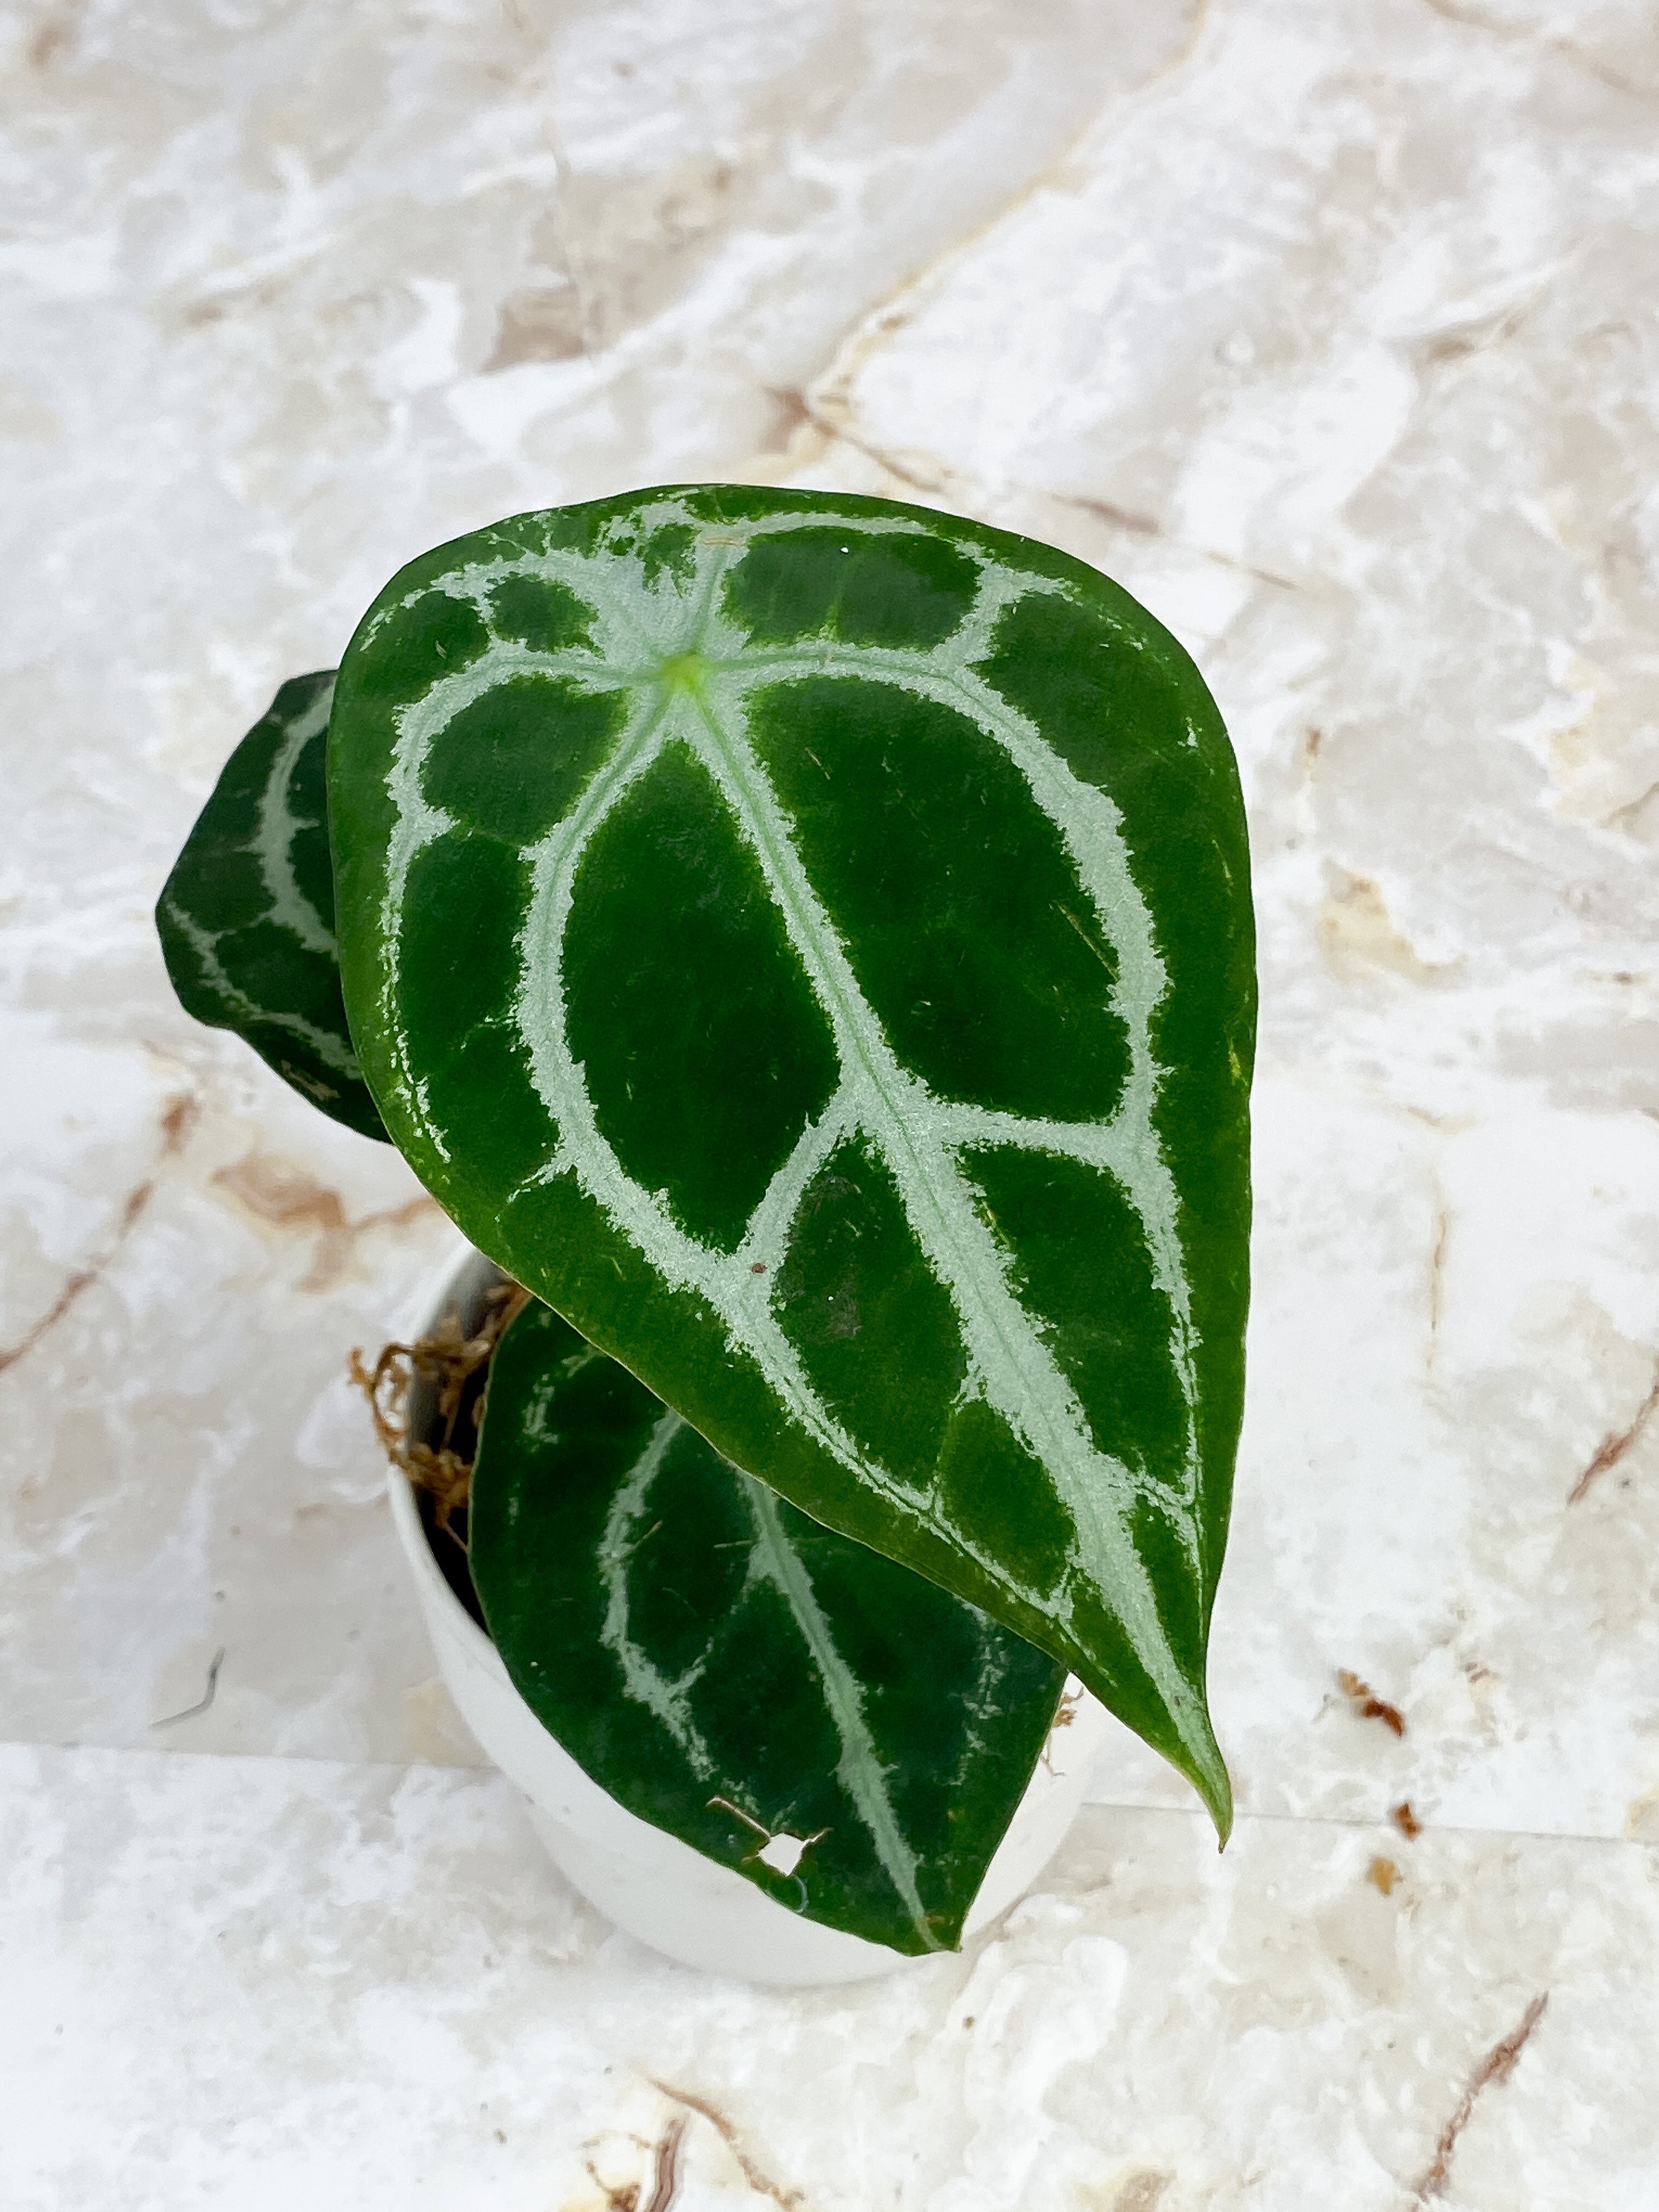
<box><xmin>349</xmin><ymin>1278</ymin><xmax>531</xmax><ymax>1536</ymax></box>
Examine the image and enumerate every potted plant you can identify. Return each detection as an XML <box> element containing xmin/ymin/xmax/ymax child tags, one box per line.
<box><xmin>156</xmin><ymin>484</ymin><xmax>1254</xmax><ymax>1983</ymax></box>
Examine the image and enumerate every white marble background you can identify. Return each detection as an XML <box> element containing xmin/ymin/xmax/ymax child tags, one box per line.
<box><xmin>4</xmin><ymin>1</ymin><xmax>1658</xmax><ymax>2205</ymax></box>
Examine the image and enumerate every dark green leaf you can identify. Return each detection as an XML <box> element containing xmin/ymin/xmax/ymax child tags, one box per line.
<box><xmin>156</xmin><ymin>672</ymin><xmax>388</xmax><ymax>1140</ymax></box>
<box><xmin>470</xmin><ymin>1296</ymin><xmax>1066</xmax><ymax>1954</ymax></box>
<box><xmin>330</xmin><ymin>487</ymin><xmax>1254</xmax><ymax>1830</ymax></box>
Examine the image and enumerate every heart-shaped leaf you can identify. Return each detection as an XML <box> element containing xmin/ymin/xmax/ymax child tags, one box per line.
<box><xmin>470</xmin><ymin>1295</ymin><xmax>1066</xmax><ymax>1954</ymax></box>
<box><xmin>330</xmin><ymin>487</ymin><xmax>1254</xmax><ymax>1831</ymax></box>
<box><xmin>156</xmin><ymin>670</ymin><xmax>388</xmax><ymax>1141</ymax></box>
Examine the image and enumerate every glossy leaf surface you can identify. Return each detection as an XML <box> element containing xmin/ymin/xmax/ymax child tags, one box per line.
<box><xmin>156</xmin><ymin>671</ymin><xmax>388</xmax><ymax>1140</ymax></box>
<box><xmin>330</xmin><ymin>487</ymin><xmax>1255</xmax><ymax>1828</ymax></box>
<box><xmin>470</xmin><ymin>1296</ymin><xmax>1065</xmax><ymax>1953</ymax></box>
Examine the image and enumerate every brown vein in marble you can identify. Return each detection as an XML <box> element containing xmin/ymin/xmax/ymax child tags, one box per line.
<box><xmin>1410</xmin><ymin>287</ymin><xmax>1545</xmax><ymax>373</ymax></box>
<box><xmin>645</xmin><ymin>2081</ymin><xmax>803</xmax><ymax>2211</ymax></box>
<box><xmin>1605</xmin><ymin>779</ymin><xmax>1659</xmax><ymax>835</ymax></box>
<box><xmin>1046</xmin><ymin>491</ymin><xmax>1299</xmax><ymax>592</ymax></box>
<box><xmin>807</xmin><ymin>410</ymin><xmax>956</xmax><ymax>503</ymax></box>
<box><xmin>27</xmin><ymin>0</ymin><xmax>85</xmax><ymax>71</ymax></box>
<box><xmin>1568</xmin><ymin>1360</ymin><xmax>1659</xmax><ymax>1503</ymax></box>
<box><xmin>790</xmin><ymin>0</ymin><xmax>1213</xmax><ymax>482</ymax></box>
<box><xmin>0</xmin><ymin>1178</ymin><xmax>155</xmax><ymax>1378</ymax></box>
<box><xmin>641</xmin><ymin>2116</ymin><xmax>687</xmax><ymax>2212</ymax></box>
<box><xmin>1415</xmin><ymin>0</ymin><xmax>1655</xmax><ymax>102</ymax></box>
<box><xmin>762</xmin><ymin>0</ymin><xmax>1297</xmax><ymax>602</ymax></box>
<box><xmin>535</xmin><ymin>85</ymin><xmax>598</xmax><ymax>363</ymax></box>
<box><xmin>1426</xmin><ymin>1195</ymin><xmax>1450</xmax><ymax>1369</ymax></box>
<box><xmin>587</xmin><ymin>2120</ymin><xmax>686</xmax><ymax>2212</ymax></box>
<box><xmin>1410</xmin><ymin>1993</ymin><xmax>1549</xmax><ymax>2204</ymax></box>
<box><xmin>1111</xmin><ymin>2177</ymin><xmax>1172</xmax><ymax>2212</ymax></box>
<box><xmin>1321</xmin><ymin>870</ymin><xmax>1454</xmax><ymax>985</ymax></box>
<box><xmin>1399</xmin><ymin>1106</ymin><xmax>1479</xmax><ymax>1137</ymax></box>
<box><xmin>0</xmin><ymin>1087</ymin><xmax>198</xmax><ymax>1378</ymax></box>
<box><xmin>762</xmin><ymin>395</ymin><xmax>1305</xmax><ymax>600</ymax></box>
<box><xmin>211</xmin><ymin>1149</ymin><xmax>439</xmax><ymax>1292</ymax></box>
<box><xmin>160</xmin><ymin>1093</ymin><xmax>201</xmax><ymax>1152</ymax></box>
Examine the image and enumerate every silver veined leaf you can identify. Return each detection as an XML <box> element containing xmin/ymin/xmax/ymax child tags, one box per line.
<box><xmin>470</xmin><ymin>1295</ymin><xmax>1066</xmax><ymax>1955</ymax></box>
<box><xmin>330</xmin><ymin>487</ymin><xmax>1255</xmax><ymax>1832</ymax></box>
<box><xmin>156</xmin><ymin>671</ymin><xmax>388</xmax><ymax>1141</ymax></box>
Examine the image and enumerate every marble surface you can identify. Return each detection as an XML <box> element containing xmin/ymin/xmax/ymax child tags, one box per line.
<box><xmin>4</xmin><ymin>0</ymin><xmax>1658</xmax><ymax>2202</ymax></box>
<box><xmin>10</xmin><ymin>1741</ymin><xmax>1659</xmax><ymax>2212</ymax></box>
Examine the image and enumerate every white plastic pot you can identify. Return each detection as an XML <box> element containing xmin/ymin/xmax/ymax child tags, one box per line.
<box><xmin>387</xmin><ymin>1248</ymin><xmax>1112</xmax><ymax>1985</ymax></box>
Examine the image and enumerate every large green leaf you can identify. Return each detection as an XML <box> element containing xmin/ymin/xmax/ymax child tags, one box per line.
<box><xmin>330</xmin><ymin>487</ymin><xmax>1254</xmax><ymax>1831</ymax></box>
<box><xmin>470</xmin><ymin>1295</ymin><xmax>1066</xmax><ymax>1954</ymax></box>
<box><xmin>156</xmin><ymin>670</ymin><xmax>389</xmax><ymax>1141</ymax></box>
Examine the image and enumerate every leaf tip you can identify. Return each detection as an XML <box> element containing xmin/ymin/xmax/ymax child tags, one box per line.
<box><xmin>1182</xmin><ymin>1707</ymin><xmax>1234</xmax><ymax>1848</ymax></box>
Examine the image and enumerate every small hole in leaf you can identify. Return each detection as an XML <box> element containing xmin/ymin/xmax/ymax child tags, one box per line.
<box><xmin>757</xmin><ymin>1833</ymin><xmax>807</xmax><ymax>1876</ymax></box>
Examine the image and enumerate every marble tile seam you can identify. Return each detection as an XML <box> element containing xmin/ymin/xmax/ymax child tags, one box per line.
<box><xmin>0</xmin><ymin>1738</ymin><xmax>448</xmax><ymax>1788</ymax></box>
<box><xmin>4</xmin><ymin>1739</ymin><xmax>1654</xmax><ymax>1864</ymax></box>
<box><xmin>1086</xmin><ymin>1798</ymin><xmax>1659</xmax><ymax>1857</ymax></box>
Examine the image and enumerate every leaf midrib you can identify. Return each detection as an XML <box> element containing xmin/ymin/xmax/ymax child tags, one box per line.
<box><xmin>676</xmin><ymin>669</ymin><xmax>1205</xmax><ymax>1698</ymax></box>
<box><xmin>366</xmin><ymin>522</ymin><xmax>1229</xmax><ymax>1817</ymax></box>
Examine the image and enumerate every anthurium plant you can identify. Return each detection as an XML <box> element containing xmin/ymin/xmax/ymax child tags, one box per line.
<box><xmin>157</xmin><ymin>485</ymin><xmax>1254</xmax><ymax>1956</ymax></box>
